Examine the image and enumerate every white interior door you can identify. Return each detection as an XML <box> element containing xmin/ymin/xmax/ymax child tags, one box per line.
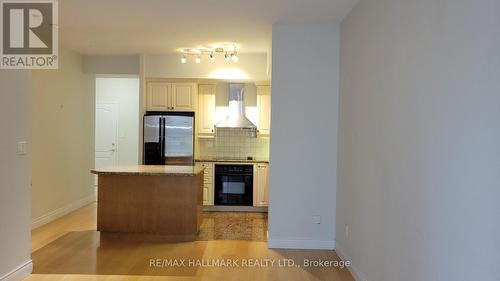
<box><xmin>95</xmin><ymin>103</ymin><xmax>119</xmax><ymax>189</ymax></box>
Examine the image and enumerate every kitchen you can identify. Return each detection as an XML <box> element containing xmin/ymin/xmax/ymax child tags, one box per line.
<box><xmin>92</xmin><ymin>53</ymin><xmax>271</xmax><ymax>242</ymax></box>
<box><xmin>3</xmin><ymin>1</ymin><xmax>497</xmax><ymax>281</ymax></box>
<box><xmin>22</xmin><ymin>2</ymin><xmax>348</xmax><ymax>279</ymax></box>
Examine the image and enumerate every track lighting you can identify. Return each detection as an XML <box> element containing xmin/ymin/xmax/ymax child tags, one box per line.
<box><xmin>179</xmin><ymin>44</ymin><xmax>239</xmax><ymax>64</ymax></box>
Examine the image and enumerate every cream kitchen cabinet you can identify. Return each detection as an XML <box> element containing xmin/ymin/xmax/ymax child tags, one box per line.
<box><xmin>256</xmin><ymin>85</ymin><xmax>271</xmax><ymax>135</ymax></box>
<box><xmin>172</xmin><ymin>83</ymin><xmax>196</xmax><ymax>111</ymax></box>
<box><xmin>196</xmin><ymin>162</ymin><xmax>214</xmax><ymax>206</ymax></box>
<box><xmin>146</xmin><ymin>81</ymin><xmax>196</xmax><ymax>112</ymax></box>
<box><xmin>253</xmin><ymin>163</ymin><xmax>269</xmax><ymax>207</ymax></box>
<box><xmin>146</xmin><ymin>82</ymin><xmax>171</xmax><ymax>111</ymax></box>
<box><xmin>197</xmin><ymin>84</ymin><xmax>216</xmax><ymax>136</ymax></box>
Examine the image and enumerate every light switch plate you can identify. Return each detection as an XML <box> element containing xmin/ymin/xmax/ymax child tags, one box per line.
<box><xmin>312</xmin><ymin>215</ymin><xmax>321</xmax><ymax>224</ymax></box>
<box><xmin>16</xmin><ymin>141</ymin><xmax>27</xmax><ymax>155</ymax></box>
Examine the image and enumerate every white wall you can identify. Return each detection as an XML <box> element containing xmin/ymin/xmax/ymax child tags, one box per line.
<box><xmin>144</xmin><ymin>53</ymin><xmax>269</xmax><ymax>81</ymax></box>
<box><xmin>268</xmin><ymin>23</ymin><xmax>340</xmax><ymax>249</ymax></box>
<box><xmin>83</xmin><ymin>55</ymin><xmax>140</xmax><ymax>75</ymax></box>
<box><xmin>31</xmin><ymin>48</ymin><xmax>95</xmax><ymax>228</ymax></box>
<box><xmin>0</xmin><ymin>71</ymin><xmax>32</xmax><ymax>280</ymax></box>
<box><xmin>95</xmin><ymin>77</ymin><xmax>140</xmax><ymax>165</ymax></box>
<box><xmin>337</xmin><ymin>1</ymin><xmax>500</xmax><ymax>281</ymax></box>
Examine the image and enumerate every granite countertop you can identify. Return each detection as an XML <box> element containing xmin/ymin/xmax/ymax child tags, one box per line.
<box><xmin>91</xmin><ymin>165</ymin><xmax>204</xmax><ymax>176</ymax></box>
<box><xmin>195</xmin><ymin>158</ymin><xmax>270</xmax><ymax>164</ymax></box>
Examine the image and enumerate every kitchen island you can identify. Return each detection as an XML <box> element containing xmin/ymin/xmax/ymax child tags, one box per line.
<box><xmin>91</xmin><ymin>165</ymin><xmax>204</xmax><ymax>242</ymax></box>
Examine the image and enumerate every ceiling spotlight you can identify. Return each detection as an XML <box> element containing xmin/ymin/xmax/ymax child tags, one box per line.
<box><xmin>195</xmin><ymin>55</ymin><xmax>201</xmax><ymax>64</ymax></box>
<box><xmin>209</xmin><ymin>53</ymin><xmax>215</xmax><ymax>63</ymax></box>
<box><xmin>224</xmin><ymin>53</ymin><xmax>230</xmax><ymax>61</ymax></box>
<box><xmin>181</xmin><ymin>54</ymin><xmax>187</xmax><ymax>64</ymax></box>
<box><xmin>231</xmin><ymin>53</ymin><xmax>239</xmax><ymax>63</ymax></box>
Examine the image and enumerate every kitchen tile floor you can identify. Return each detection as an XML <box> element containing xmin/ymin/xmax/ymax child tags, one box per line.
<box><xmin>197</xmin><ymin>211</ymin><xmax>268</xmax><ymax>241</ymax></box>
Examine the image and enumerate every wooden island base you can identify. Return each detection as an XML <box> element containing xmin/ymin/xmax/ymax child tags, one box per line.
<box><xmin>92</xmin><ymin>166</ymin><xmax>204</xmax><ymax>242</ymax></box>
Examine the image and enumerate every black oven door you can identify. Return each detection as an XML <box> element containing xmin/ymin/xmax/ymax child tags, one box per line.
<box><xmin>214</xmin><ymin>165</ymin><xmax>253</xmax><ymax>206</ymax></box>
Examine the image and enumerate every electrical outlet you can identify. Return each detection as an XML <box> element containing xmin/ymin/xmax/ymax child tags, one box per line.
<box><xmin>312</xmin><ymin>215</ymin><xmax>321</xmax><ymax>224</ymax></box>
<box><xmin>345</xmin><ymin>224</ymin><xmax>349</xmax><ymax>239</ymax></box>
<box><xmin>16</xmin><ymin>141</ymin><xmax>27</xmax><ymax>155</ymax></box>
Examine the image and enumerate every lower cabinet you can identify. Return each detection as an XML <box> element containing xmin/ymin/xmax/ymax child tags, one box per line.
<box><xmin>196</xmin><ymin>162</ymin><xmax>214</xmax><ymax>206</ymax></box>
<box><xmin>253</xmin><ymin>163</ymin><xmax>269</xmax><ymax>207</ymax></box>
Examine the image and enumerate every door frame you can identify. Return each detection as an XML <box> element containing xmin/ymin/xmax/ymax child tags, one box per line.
<box><xmin>92</xmin><ymin>74</ymin><xmax>142</xmax><ymax>165</ymax></box>
<box><xmin>92</xmin><ymin>74</ymin><xmax>141</xmax><ymax>198</ymax></box>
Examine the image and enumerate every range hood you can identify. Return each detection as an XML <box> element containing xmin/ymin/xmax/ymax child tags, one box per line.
<box><xmin>215</xmin><ymin>84</ymin><xmax>257</xmax><ymax>129</ymax></box>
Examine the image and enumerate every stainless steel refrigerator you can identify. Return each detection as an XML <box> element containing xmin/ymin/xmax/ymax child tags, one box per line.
<box><xmin>143</xmin><ymin>112</ymin><xmax>194</xmax><ymax>166</ymax></box>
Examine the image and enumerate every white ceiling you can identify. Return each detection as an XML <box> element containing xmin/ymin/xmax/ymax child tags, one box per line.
<box><xmin>59</xmin><ymin>0</ymin><xmax>358</xmax><ymax>55</ymax></box>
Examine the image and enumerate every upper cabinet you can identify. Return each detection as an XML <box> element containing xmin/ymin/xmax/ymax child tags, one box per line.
<box><xmin>146</xmin><ymin>82</ymin><xmax>171</xmax><ymax>111</ymax></box>
<box><xmin>172</xmin><ymin>83</ymin><xmax>196</xmax><ymax>111</ymax></box>
<box><xmin>197</xmin><ymin>84</ymin><xmax>216</xmax><ymax>136</ymax></box>
<box><xmin>256</xmin><ymin>85</ymin><xmax>271</xmax><ymax>136</ymax></box>
<box><xmin>146</xmin><ymin>81</ymin><xmax>196</xmax><ymax>112</ymax></box>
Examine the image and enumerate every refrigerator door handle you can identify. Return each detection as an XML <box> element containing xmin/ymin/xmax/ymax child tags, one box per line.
<box><xmin>160</xmin><ymin>116</ymin><xmax>165</xmax><ymax>165</ymax></box>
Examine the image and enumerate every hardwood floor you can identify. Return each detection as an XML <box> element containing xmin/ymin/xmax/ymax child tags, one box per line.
<box><xmin>27</xmin><ymin>203</ymin><xmax>354</xmax><ymax>281</ymax></box>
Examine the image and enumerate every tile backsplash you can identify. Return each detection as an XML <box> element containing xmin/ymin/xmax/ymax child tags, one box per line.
<box><xmin>197</xmin><ymin>128</ymin><xmax>269</xmax><ymax>160</ymax></box>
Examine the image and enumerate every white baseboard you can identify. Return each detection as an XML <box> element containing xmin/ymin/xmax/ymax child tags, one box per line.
<box><xmin>335</xmin><ymin>244</ymin><xmax>368</xmax><ymax>281</ymax></box>
<box><xmin>268</xmin><ymin>239</ymin><xmax>336</xmax><ymax>250</ymax></box>
<box><xmin>32</xmin><ymin>194</ymin><xmax>96</xmax><ymax>229</ymax></box>
<box><xmin>0</xmin><ymin>260</ymin><xmax>32</xmax><ymax>281</ymax></box>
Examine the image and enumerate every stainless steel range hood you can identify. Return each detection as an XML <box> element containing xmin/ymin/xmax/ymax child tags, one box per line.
<box><xmin>215</xmin><ymin>83</ymin><xmax>257</xmax><ymax>129</ymax></box>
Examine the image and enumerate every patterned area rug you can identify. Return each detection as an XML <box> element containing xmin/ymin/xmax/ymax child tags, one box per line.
<box><xmin>197</xmin><ymin>212</ymin><xmax>268</xmax><ymax>241</ymax></box>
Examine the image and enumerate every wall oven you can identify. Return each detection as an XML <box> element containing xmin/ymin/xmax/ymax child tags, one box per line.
<box><xmin>214</xmin><ymin>164</ymin><xmax>253</xmax><ymax>206</ymax></box>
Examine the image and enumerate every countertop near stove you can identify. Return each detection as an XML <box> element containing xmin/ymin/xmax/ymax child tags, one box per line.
<box><xmin>195</xmin><ymin>158</ymin><xmax>270</xmax><ymax>164</ymax></box>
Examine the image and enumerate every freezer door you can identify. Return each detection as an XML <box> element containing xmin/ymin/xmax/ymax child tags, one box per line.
<box><xmin>143</xmin><ymin>115</ymin><xmax>163</xmax><ymax>165</ymax></box>
<box><xmin>144</xmin><ymin>115</ymin><xmax>162</xmax><ymax>142</ymax></box>
<box><xmin>164</xmin><ymin>115</ymin><xmax>194</xmax><ymax>165</ymax></box>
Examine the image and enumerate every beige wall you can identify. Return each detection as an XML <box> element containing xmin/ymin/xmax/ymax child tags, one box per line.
<box><xmin>268</xmin><ymin>23</ymin><xmax>340</xmax><ymax>249</ymax></box>
<box><xmin>144</xmin><ymin>53</ymin><xmax>269</xmax><ymax>81</ymax></box>
<box><xmin>0</xmin><ymin>70</ymin><xmax>32</xmax><ymax>280</ymax></box>
<box><xmin>83</xmin><ymin>55</ymin><xmax>140</xmax><ymax>75</ymax></box>
<box><xmin>337</xmin><ymin>1</ymin><xmax>500</xmax><ymax>280</ymax></box>
<box><xmin>32</xmin><ymin>48</ymin><xmax>95</xmax><ymax>226</ymax></box>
